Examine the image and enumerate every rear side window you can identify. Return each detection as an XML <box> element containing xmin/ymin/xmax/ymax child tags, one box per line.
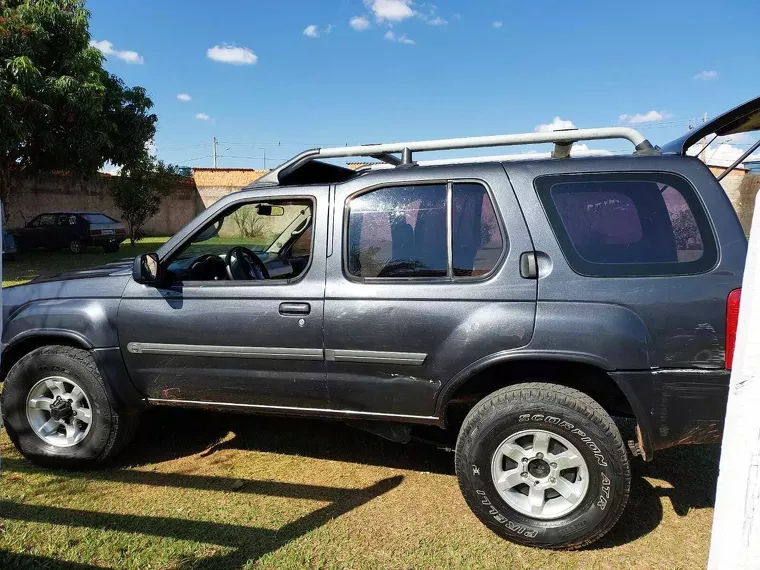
<box><xmin>83</xmin><ymin>214</ymin><xmax>117</xmax><ymax>224</ymax></box>
<box><xmin>536</xmin><ymin>173</ymin><xmax>717</xmax><ymax>277</ymax></box>
<box><xmin>453</xmin><ymin>183</ymin><xmax>504</xmax><ymax>276</ymax></box>
<box><xmin>347</xmin><ymin>184</ymin><xmax>449</xmax><ymax>278</ymax></box>
<box><xmin>346</xmin><ymin>182</ymin><xmax>505</xmax><ymax>279</ymax></box>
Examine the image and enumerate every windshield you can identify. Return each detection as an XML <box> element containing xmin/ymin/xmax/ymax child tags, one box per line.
<box><xmin>174</xmin><ymin>200</ymin><xmax>312</xmax><ymax>262</ymax></box>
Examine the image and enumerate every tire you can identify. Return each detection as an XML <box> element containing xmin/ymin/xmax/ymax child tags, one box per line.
<box><xmin>69</xmin><ymin>237</ymin><xmax>85</xmax><ymax>254</ymax></box>
<box><xmin>455</xmin><ymin>383</ymin><xmax>630</xmax><ymax>550</ymax></box>
<box><xmin>0</xmin><ymin>345</ymin><xmax>139</xmax><ymax>468</ymax></box>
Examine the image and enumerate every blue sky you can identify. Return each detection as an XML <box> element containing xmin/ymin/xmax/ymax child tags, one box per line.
<box><xmin>88</xmin><ymin>0</ymin><xmax>759</xmax><ymax>170</ymax></box>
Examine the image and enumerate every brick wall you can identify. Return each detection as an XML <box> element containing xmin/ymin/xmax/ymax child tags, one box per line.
<box><xmin>8</xmin><ymin>174</ymin><xmax>200</xmax><ymax>236</ymax></box>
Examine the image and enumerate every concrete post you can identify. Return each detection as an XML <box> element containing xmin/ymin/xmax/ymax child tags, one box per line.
<box><xmin>708</xmin><ymin>193</ymin><xmax>760</xmax><ymax>569</ymax></box>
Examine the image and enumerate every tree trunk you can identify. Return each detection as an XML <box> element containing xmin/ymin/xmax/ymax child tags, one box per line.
<box><xmin>0</xmin><ymin>161</ymin><xmax>12</xmax><ymax>224</ymax></box>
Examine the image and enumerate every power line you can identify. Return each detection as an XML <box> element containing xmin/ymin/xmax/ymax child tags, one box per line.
<box><xmin>176</xmin><ymin>154</ymin><xmax>213</xmax><ymax>164</ymax></box>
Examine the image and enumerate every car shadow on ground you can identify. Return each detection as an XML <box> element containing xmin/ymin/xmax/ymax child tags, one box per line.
<box><xmin>0</xmin><ymin>409</ymin><xmax>720</xmax><ymax>566</ymax></box>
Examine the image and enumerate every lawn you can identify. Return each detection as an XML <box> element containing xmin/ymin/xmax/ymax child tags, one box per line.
<box><xmin>0</xmin><ymin>243</ymin><xmax>720</xmax><ymax>568</ymax></box>
<box><xmin>2</xmin><ymin>237</ymin><xmax>170</xmax><ymax>287</ymax></box>
<box><xmin>0</xmin><ymin>411</ymin><xmax>719</xmax><ymax>569</ymax></box>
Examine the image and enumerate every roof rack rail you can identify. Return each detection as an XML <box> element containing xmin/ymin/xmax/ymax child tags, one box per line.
<box><xmin>252</xmin><ymin>127</ymin><xmax>656</xmax><ymax>187</ymax></box>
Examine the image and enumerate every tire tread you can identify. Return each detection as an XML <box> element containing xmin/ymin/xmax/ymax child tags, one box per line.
<box><xmin>455</xmin><ymin>382</ymin><xmax>631</xmax><ymax>550</ymax></box>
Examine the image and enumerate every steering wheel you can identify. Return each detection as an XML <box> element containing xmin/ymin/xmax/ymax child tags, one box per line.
<box><xmin>225</xmin><ymin>246</ymin><xmax>270</xmax><ymax>280</ymax></box>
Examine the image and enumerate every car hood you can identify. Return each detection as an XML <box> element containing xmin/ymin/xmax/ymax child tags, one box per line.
<box><xmin>3</xmin><ymin>259</ymin><xmax>133</xmax><ymax>318</ymax></box>
<box><xmin>29</xmin><ymin>258</ymin><xmax>134</xmax><ymax>284</ymax></box>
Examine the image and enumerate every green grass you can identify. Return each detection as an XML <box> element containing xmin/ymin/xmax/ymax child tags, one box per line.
<box><xmin>0</xmin><ymin>411</ymin><xmax>720</xmax><ymax>569</ymax></box>
<box><xmin>2</xmin><ymin>237</ymin><xmax>170</xmax><ymax>287</ymax></box>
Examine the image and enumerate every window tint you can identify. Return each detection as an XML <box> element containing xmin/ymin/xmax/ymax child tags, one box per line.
<box><xmin>536</xmin><ymin>173</ymin><xmax>716</xmax><ymax>277</ymax></box>
<box><xmin>83</xmin><ymin>213</ymin><xmax>116</xmax><ymax>224</ymax></box>
<box><xmin>347</xmin><ymin>185</ymin><xmax>448</xmax><ymax>278</ymax></box>
<box><xmin>452</xmin><ymin>184</ymin><xmax>504</xmax><ymax>276</ymax></box>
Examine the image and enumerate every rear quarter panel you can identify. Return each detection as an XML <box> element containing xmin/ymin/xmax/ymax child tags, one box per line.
<box><xmin>504</xmin><ymin>154</ymin><xmax>746</xmax><ymax>370</ymax></box>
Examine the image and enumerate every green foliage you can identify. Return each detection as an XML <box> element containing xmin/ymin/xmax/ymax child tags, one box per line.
<box><xmin>231</xmin><ymin>205</ymin><xmax>274</xmax><ymax>241</ymax></box>
<box><xmin>112</xmin><ymin>157</ymin><xmax>182</xmax><ymax>245</ymax></box>
<box><xmin>0</xmin><ymin>0</ymin><xmax>157</xmax><ymax>216</ymax></box>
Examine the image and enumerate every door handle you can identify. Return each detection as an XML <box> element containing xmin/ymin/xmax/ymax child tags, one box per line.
<box><xmin>520</xmin><ymin>252</ymin><xmax>538</xmax><ymax>279</ymax></box>
<box><xmin>279</xmin><ymin>302</ymin><xmax>311</xmax><ymax>316</ymax></box>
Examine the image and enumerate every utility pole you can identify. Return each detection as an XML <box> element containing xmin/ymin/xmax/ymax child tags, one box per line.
<box><xmin>263</xmin><ymin>148</ymin><xmax>267</xmax><ymax>170</ymax></box>
<box><xmin>698</xmin><ymin>112</ymin><xmax>709</xmax><ymax>161</ymax></box>
<box><xmin>213</xmin><ymin>137</ymin><xmax>218</xmax><ymax>169</ymax></box>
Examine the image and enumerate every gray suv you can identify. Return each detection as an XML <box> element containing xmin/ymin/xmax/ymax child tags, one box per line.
<box><xmin>2</xmin><ymin>97</ymin><xmax>757</xmax><ymax>549</ymax></box>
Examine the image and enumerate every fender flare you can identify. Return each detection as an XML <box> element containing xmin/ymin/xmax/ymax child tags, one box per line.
<box><xmin>434</xmin><ymin>350</ymin><xmax>654</xmax><ymax>458</ymax></box>
<box><xmin>4</xmin><ymin>328</ymin><xmax>93</xmax><ymax>352</ymax></box>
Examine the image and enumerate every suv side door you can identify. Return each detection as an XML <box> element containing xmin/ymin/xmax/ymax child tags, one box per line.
<box><xmin>117</xmin><ymin>187</ymin><xmax>329</xmax><ymax>409</ymax></box>
<box><xmin>324</xmin><ymin>163</ymin><xmax>537</xmax><ymax>419</ymax></box>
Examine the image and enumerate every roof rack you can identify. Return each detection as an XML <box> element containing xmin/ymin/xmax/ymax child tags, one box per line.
<box><xmin>251</xmin><ymin>127</ymin><xmax>656</xmax><ymax>187</ymax></box>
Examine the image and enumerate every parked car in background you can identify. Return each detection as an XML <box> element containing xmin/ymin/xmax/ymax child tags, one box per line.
<box><xmin>3</xmin><ymin>231</ymin><xmax>17</xmax><ymax>261</ymax></box>
<box><xmin>11</xmin><ymin>212</ymin><xmax>127</xmax><ymax>254</ymax></box>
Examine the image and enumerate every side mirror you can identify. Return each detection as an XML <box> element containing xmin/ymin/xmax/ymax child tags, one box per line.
<box><xmin>133</xmin><ymin>253</ymin><xmax>161</xmax><ymax>285</ymax></box>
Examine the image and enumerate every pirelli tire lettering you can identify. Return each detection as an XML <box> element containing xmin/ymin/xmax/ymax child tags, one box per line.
<box><xmin>455</xmin><ymin>383</ymin><xmax>631</xmax><ymax>549</ymax></box>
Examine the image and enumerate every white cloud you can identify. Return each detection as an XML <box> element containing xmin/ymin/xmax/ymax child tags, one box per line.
<box><xmin>195</xmin><ymin>113</ymin><xmax>210</xmax><ymax>121</ymax></box>
<box><xmin>453</xmin><ymin>13</ymin><xmax>462</xmax><ymax>20</ymax></box>
<box><xmin>492</xmin><ymin>21</ymin><xmax>503</xmax><ymax>28</ymax></box>
<box><xmin>688</xmin><ymin>138</ymin><xmax>760</xmax><ymax>167</ymax></box>
<box><xmin>303</xmin><ymin>24</ymin><xmax>319</xmax><ymax>38</ymax></box>
<box><xmin>365</xmin><ymin>0</ymin><xmax>415</xmax><ymax>23</ymax></box>
<box><xmin>207</xmin><ymin>44</ymin><xmax>258</xmax><ymax>65</ymax></box>
<box><xmin>618</xmin><ymin>110</ymin><xmax>671</xmax><ymax>125</ymax></box>
<box><xmin>176</xmin><ymin>93</ymin><xmax>192</xmax><ymax>102</ymax></box>
<box><xmin>100</xmin><ymin>163</ymin><xmax>122</xmax><ymax>176</ymax></box>
<box><xmin>89</xmin><ymin>40</ymin><xmax>144</xmax><ymax>64</ymax></box>
<box><xmin>427</xmin><ymin>16</ymin><xmax>447</xmax><ymax>26</ymax></box>
<box><xmin>325</xmin><ymin>24</ymin><xmax>336</xmax><ymax>34</ymax></box>
<box><xmin>384</xmin><ymin>30</ymin><xmax>415</xmax><ymax>44</ymax></box>
<box><xmin>535</xmin><ymin>116</ymin><xmax>577</xmax><ymax>132</ymax></box>
<box><xmin>694</xmin><ymin>70</ymin><xmax>718</xmax><ymax>80</ymax></box>
<box><xmin>350</xmin><ymin>16</ymin><xmax>371</xmax><ymax>30</ymax></box>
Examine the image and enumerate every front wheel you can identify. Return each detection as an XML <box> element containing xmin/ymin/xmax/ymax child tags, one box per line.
<box><xmin>0</xmin><ymin>346</ymin><xmax>139</xmax><ymax>468</ymax></box>
<box><xmin>455</xmin><ymin>383</ymin><xmax>630</xmax><ymax>549</ymax></box>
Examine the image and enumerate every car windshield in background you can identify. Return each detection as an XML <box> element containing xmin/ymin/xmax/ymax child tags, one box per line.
<box><xmin>83</xmin><ymin>214</ymin><xmax>117</xmax><ymax>224</ymax></box>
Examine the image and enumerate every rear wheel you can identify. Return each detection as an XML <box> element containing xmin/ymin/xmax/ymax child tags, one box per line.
<box><xmin>0</xmin><ymin>346</ymin><xmax>139</xmax><ymax>468</ymax></box>
<box><xmin>69</xmin><ymin>237</ymin><xmax>86</xmax><ymax>253</ymax></box>
<box><xmin>455</xmin><ymin>383</ymin><xmax>630</xmax><ymax>549</ymax></box>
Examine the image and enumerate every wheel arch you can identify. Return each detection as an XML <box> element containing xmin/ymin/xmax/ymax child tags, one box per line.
<box><xmin>1</xmin><ymin>330</ymin><xmax>92</xmax><ymax>382</ymax></box>
<box><xmin>437</xmin><ymin>352</ymin><xmax>650</xmax><ymax>457</ymax></box>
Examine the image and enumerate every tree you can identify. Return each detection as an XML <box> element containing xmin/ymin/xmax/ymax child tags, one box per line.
<box><xmin>112</xmin><ymin>156</ymin><xmax>182</xmax><ymax>245</ymax></box>
<box><xmin>0</xmin><ymin>1</ymin><xmax>157</xmax><ymax>219</ymax></box>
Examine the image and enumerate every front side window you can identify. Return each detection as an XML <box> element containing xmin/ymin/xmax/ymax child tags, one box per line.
<box><xmin>536</xmin><ymin>173</ymin><xmax>717</xmax><ymax>277</ymax></box>
<box><xmin>346</xmin><ymin>182</ymin><xmax>505</xmax><ymax>280</ymax></box>
<box><xmin>168</xmin><ymin>198</ymin><xmax>313</xmax><ymax>282</ymax></box>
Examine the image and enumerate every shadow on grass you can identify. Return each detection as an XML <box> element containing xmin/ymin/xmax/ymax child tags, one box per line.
<box><xmin>0</xmin><ymin>450</ymin><xmax>403</xmax><ymax>568</ymax></box>
<box><xmin>592</xmin><ymin>443</ymin><xmax>720</xmax><ymax>549</ymax></box>
<box><xmin>0</xmin><ymin>409</ymin><xmax>721</xmax><ymax>565</ymax></box>
<box><xmin>118</xmin><ymin>408</ymin><xmax>456</xmax><ymax>475</ymax></box>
